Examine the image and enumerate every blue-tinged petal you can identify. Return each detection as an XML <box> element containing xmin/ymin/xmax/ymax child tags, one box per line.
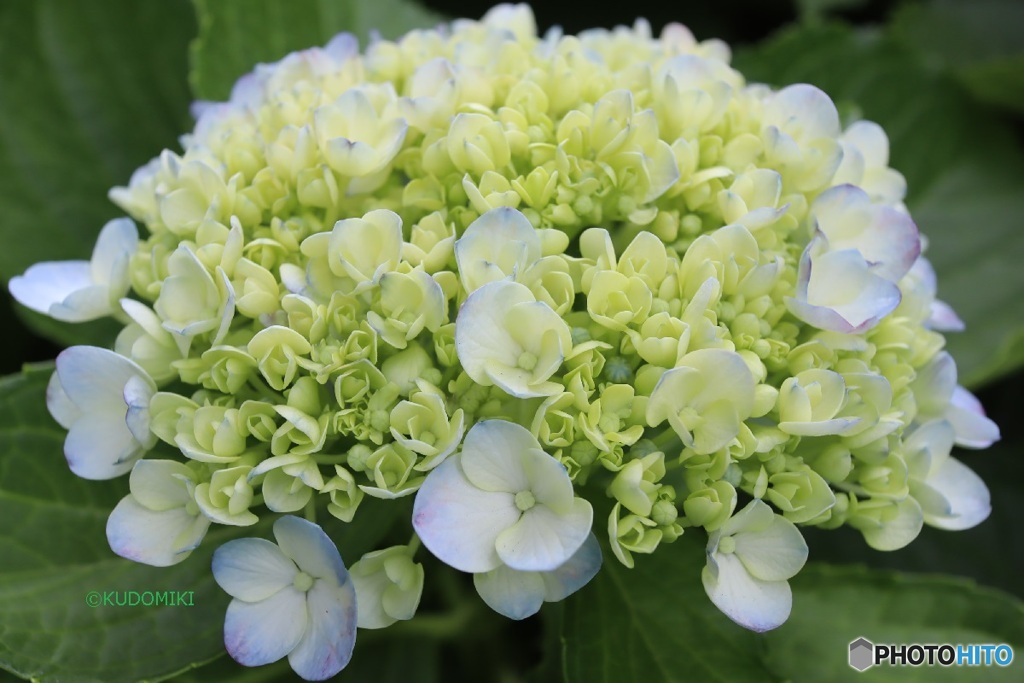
<box><xmin>9</xmin><ymin>261</ymin><xmax>93</xmax><ymax>320</ymax></box>
<box><xmin>702</xmin><ymin>553</ymin><xmax>792</xmax><ymax>632</ymax></box>
<box><xmin>64</xmin><ymin>412</ymin><xmax>143</xmax><ymax>480</ymax></box>
<box><xmin>224</xmin><ymin>587</ymin><xmax>307</xmax><ymax>667</ymax></box>
<box><xmin>495</xmin><ymin>498</ymin><xmax>592</xmax><ymax>572</ymax></box>
<box><xmin>413</xmin><ymin>456</ymin><xmax>519</xmax><ymax>573</ymax></box>
<box><xmin>288</xmin><ymin>579</ymin><xmax>357</xmax><ymax>680</ymax></box>
<box><xmin>213</xmin><ymin>538</ymin><xmax>298</xmax><ymax>601</ymax></box>
<box><xmin>106</xmin><ymin>495</ymin><xmax>209</xmax><ymax>567</ymax></box>
<box><xmin>273</xmin><ymin>516</ymin><xmax>348</xmax><ymax>585</ymax></box>
<box><xmin>474</xmin><ymin>565</ymin><xmax>546</xmax><ymax>620</ymax></box>
<box><xmin>540</xmin><ymin>532</ymin><xmax>603</xmax><ymax>602</ymax></box>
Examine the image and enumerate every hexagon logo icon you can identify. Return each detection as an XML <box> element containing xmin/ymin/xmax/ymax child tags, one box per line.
<box><xmin>849</xmin><ymin>637</ymin><xmax>874</xmax><ymax>671</ymax></box>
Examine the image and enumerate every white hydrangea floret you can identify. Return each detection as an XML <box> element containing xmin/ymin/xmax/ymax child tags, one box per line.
<box><xmin>47</xmin><ymin>345</ymin><xmax>157</xmax><ymax>480</ymax></box>
<box><xmin>9</xmin><ymin>218</ymin><xmax>138</xmax><ymax>322</ymax></box>
<box><xmin>455</xmin><ymin>280</ymin><xmax>573</xmax><ymax>398</ymax></box>
<box><xmin>106</xmin><ymin>460</ymin><xmax>210</xmax><ymax>566</ymax></box>
<box><xmin>212</xmin><ymin>516</ymin><xmax>357</xmax><ymax>681</ymax></box>
<box><xmin>413</xmin><ymin>420</ymin><xmax>593</xmax><ymax>573</ymax></box>
<box><xmin>702</xmin><ymin>499</ymin><xmax>808</xmax><ymax>632</ymax></box>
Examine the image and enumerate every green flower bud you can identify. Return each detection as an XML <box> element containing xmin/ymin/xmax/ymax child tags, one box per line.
<box><xmin>323</xmin><ymin>465</ymin><xmax>365</xmax><ymax>523</ymax></box>
<box><xmin>682</xmin><ymin>480</ymin><xmax>737</xmax><ymax>530</ymax></box>
<box><xmin>194</xmin><ymin>465</ymin><xmax>258</xmax><ymax>526</ymax></box>
<box><xmin>247</xmin><ymin>325</ymin><xmax>312</xmax><ymax>391</ymax></box>
<box><xmin>608</xmin><ymin>503</ymin><xmax>663</xmax><ymax>569</ymax></box>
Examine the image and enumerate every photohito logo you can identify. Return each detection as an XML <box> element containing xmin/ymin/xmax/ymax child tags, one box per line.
<box><xmin>848</xmin><ymin>637</ymin><xmax>1014</xmax><ymax>671</ymax></box>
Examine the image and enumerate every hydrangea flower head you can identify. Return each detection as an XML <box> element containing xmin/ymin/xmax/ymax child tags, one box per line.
<box><xmin>10</xmin><ymin>3</ymin><xmax>1002</xmax><ymax>675</ymax></box>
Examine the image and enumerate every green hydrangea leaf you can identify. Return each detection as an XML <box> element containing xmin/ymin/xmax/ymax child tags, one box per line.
<box><xmin>0</xmin><ymin>0</ymin><xmax>196</xmax><ymax>349</ymax></box>
<box><xmin>188</xmin><ymin>0</ymin><xmax>445</xmax><ymax>102</ymax></box>
<box><xmin>765</xmin><ymin>565</ymin><xmax>1024</xmax><ymax>681</ymax></box>
<box><xmin>734</xmin><ymin>23</ymin><xmax>1024</xmax><ymax>387</ymax></box>
<box><xmin>561</xmin><ymin>533</ymin><xmax>779</xmax><ymax>683</ymax></box>
<box><xmin>0</xmin><ymin>366</ymin><xmax>403</xmax><ymax>682</ymax></box>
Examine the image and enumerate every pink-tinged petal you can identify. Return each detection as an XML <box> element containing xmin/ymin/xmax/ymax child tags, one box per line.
<box><xmin>540</xmin><ymin>532</ymin><xmax>602</xmax><ymax>602</ymax></box>
<box><xmin>224</xmin><ymin>587</ymin><xmax>307</xmax><ymax>667</ymax></box>
<box><xmin>9</xmin><ymin>261</ymin><xmax>94</xmax><ymax>320</ymax></box>
<box><xmin>64</xmin><ymin>412</ymin><xmax>144</xmax><ymax>480</ymax></box>
<box><xmin>702</xmin><ymin>553</ymin><xmax>792</xmax><ymax>632</ymax></box>
<box><xmin>922</xmin><ymin>456</ymin><xmax>991</xmax><ymax>530</ymax></box>
<box><xmin>927</xmin><ymin>300</ymin><xmax>965</xmax><ymax>332</ymax></box>
<box><xmin>495</xmin><ymin>498</ymin><xmax>592</xmax><ymax>572</ymax></box>
<box><xmin>786</xmin><ymin>244</ymin><xmax>901</xmax><ymax>333</ymax></box>
<box><xmin>413</xmin><ymin>456</ymin><xmax>519</xmax><ymax>573</ymax></box>
<box><xmin>811</xmin><ymin>185</ymin><xmax>919</xmax><ymax>282</ymax></box>
<box><xmin>273</xmin><ymin>516</ymin><xmax>347</xmax><ymax>585</ymax></box>
<box><xmin>90</xmin><ymin>217</ymin><xmax>138</xmax><ymax>283</ymax></box>
<box><xmin>56</xmin><ymin>346</ymin><xmax>154</xmax><ymax>413</ymax></box>
<box><xmin>129</xmin><ymin>459</ymin><xmax>193</xmax><ymax>510</ymax></box>
<box><xmin>106</xmin><ymin>495</ymin><xmax>209</xmax><ymax>567</ymax></box>
<box><xmin>947</xmin><ymin>386</ymin><xmax>1000</xmax><ymax>449</ymax></box>
<box><xmin>460</xmin><ymin>420</ymin><xmax>534</xmax><ymax>493</ymax></box>
<box><xmin>288</xmin><ymin>580</ymin><xmax>357</xmax><ymax>681</ymax></box>
<box><xmin>213</xmin><ymin>538</ymin><xmax>298</xmax><ymax>601</ymax></box>
<box><xmin>46</xmin><ymin>370</ymin><xmax>80</xmax><ymax>429</ymax></box>
<box><xmin>474</xmin><ymin>565</ymin><xmax>546</xmax><ymax>620</ymax></box>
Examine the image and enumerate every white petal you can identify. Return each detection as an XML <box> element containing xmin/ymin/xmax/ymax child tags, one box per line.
<box><xmin>455</xmin><ymin>207</ymin><xmax>541</xmax><ymax>293</ymax></box>
<box><xmin>923</xmin><ymin>456</ymin><xmax>991</xmax><ymax>530</ymax></box>
<box><xmin>764</xmin><ymin>84</ymin><xmax>840</xmax><ymax>141</ymax></box>
<box><xmin>521</xmin><ymin>446</ymin><xmax>576</xmax><ymax>513</ymax></box>
<box><xmin>106</xmin><ymin>495</ymin><xmax>209</xmax><ymax>567</ymax></box>
<box><xmin>733</xmin><ymin>517</ymin><xmax>808</xmax><ymax>582</ymax></box>
<box><xmin>213</xmin><ymin>538</ymin><xmax>298</xmax><ymax>601</ymax></box>
<box><xmin>56</xmin><ymin>346</ymin><xmax>154</xmax><ymax>414</ymax></box>
<box><xmin>946</xmin><ymin>386</ymin><xmax>1000</xmax><ymax>449</ymax></box>
<box><xmin>413</xmin><ymin>456</ymin><xmax>520</xmax><ymax>573</ymax></box>
<box><xmin>91</xmin><ymin>217</ymin><xmax>139</xmax><ymax>284</ymax></box>
<box><xmin>460</xmin><ymin>420</ymin><xmax>534</xmax><ymax>493</ymax></box>
<box><xmin>455</xmin><ymin>280</ymin><xmax>531</xmax><ymax>387</ymax></box>
<box><xmin>50</xmin><ymin>284</ymin><xmax>114</xmax><ymax>322</ymax></box>
<box><xmin>702</xmin><ymin>553</ymin><xmax>792</xmax><ymax>632</ymax></box>
<box><xmin>541</xmin><ymin>532</ymin><xmax>603</xmax><ymax>602</ymax></box>
<box><xmin>9</xmin><ymin>260</ymin><xmax>93</xmax><ymax>319</ymax></box>
<box><xmin>288</xmin><ymin>579</ymin><xmax>357</xmax><ymax>681</ymax></box>
<box><xmin>123</xmin><ymin>375</ymin><xmax>156</xmax><ymax>447</ymax></box>
<box><xmin>495</xmin><ymin>498</ymin><xmax>593</xmax><ymax>572</ymax></box>
<box><xmin>46</xmin><ymin>370</ymin><xmax>80</xmax><ymax>429</ymax></box>
<box><xmin>861</xmin><ymin>497</ymin><xmax>923</xmax><ymax>551</ymax></box>
<box><xmin>129</xmin><ymin>459</ymin><xmax>193</xmax><ymax>510</ymax></box>
<box><xmin>64</xmin><ymin>412</ymin><xmax>143</xmax><ymax>479</ymax></box>
<box><xmin>273</xmin><ymin>516</ymin><xmax>347</xmax><ymax>585</ymax></box>
<box><xmin>224</xmin><ymin>588</ymin><xmax>307</xmax><ymax>667</ymax></box>
<box><xmin>474</xmin><ymin>565</ymin><xmax>546</xmax><ymax>620</ymax></box>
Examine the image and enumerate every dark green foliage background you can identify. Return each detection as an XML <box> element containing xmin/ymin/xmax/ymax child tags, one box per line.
<box><xmin>0</xmin><ymin>1</ymin><xmax>1021</xmax><ymax>681</ymax></box>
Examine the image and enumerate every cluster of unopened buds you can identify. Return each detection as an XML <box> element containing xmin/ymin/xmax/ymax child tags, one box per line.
<box><xmin>10</xmin><ymin>4</ymin><xmax>1000</xmax><ymax>679</ymax></box>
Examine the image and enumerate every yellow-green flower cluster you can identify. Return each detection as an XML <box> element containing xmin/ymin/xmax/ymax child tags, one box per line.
<box><xmin>27</xmin><ymin>3</ymin><xmax>998</xmax><ymax>636</ymax></box>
